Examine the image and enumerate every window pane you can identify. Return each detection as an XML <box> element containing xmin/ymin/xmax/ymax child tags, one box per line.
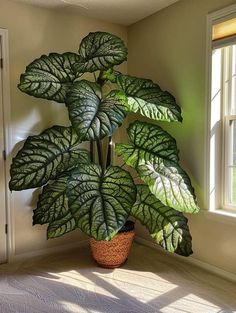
<box><xmin>231</xmin><ymin>120</ymin><xmax>236</xmax><ymax>166</ymax></box>
<box><xmin>230</xmin><ymin>167</ymin><xmax>236</xmax><ymax>204</ymax></box>
<box><xmin>211</xmin><ymin>49</ymin><xmax>222</xmax><ymax>128</ymax></box>
<box><xmin>231</xmin><ymin>45</ymin><xmax>236</xmax><ymax>114</ymax></box>
<box><xmin>229</xmin><ymin>120</ymin><xmax>236</xmax><ymax>205</ymax></box>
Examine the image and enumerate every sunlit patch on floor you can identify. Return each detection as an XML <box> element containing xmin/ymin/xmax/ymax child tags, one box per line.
<box><xmin>0</xmin><ymin>243</ymin><xmax>235</xmax><ymax>313</ymax></box>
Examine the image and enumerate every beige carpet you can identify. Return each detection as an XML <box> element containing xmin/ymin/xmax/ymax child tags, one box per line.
<box><xmin>0</xmin><ymin>243</ymin><xmax>235</xmax><ymax>313</ymax></box>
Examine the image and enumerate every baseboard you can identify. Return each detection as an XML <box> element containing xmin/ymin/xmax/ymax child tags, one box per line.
<box><xmin>135</xmin><ymin>237</ymin><xmax>236</xmax><ymax>283</ymax></box>
<box><xmin>10</xmin><ymin>239</ymin><xmax>89</xmax><ymax>263</ymax></box>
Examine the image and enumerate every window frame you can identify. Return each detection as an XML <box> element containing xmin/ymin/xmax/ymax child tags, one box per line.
<box><xmin>206</xmin><ymin>4</ymin><xmax>236</xmax><ymax>214</ymax></box>
<box><xmin>222</xmin><ymin>45</ymin><xmax>236</xmax><ymax>210</ymax></box>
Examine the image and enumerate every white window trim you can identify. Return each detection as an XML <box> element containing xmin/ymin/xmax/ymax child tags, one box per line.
<box><xmin>221</xmin><ymin>46</ymin><xmax>236</xmax><ymax>211</ymax></box>
<box><xmin>206</xmin><ymin>4</ymin><xmax>236</xmax><ymax>221</ymax></box>
<box><xmin>0</xmin><ymin>28</ymin><xmax>14</xmax><ymax>262</ymax></box>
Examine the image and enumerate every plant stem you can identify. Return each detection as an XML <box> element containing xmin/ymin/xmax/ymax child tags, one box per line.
<box><xmin>90</xmin><ymin>141</ymin><xmax>94</xmax><ymax>163</ymax></box>
<box><xmin>97</xmin><ymin>71</ymin><xmax>106</xmax><ymax>86</ymax></box>
<box><xmin>106</xmin><ymin>136</ymin><xmax>112</xmax><ymax>168</ymax></box>
<box><xmin>96</xmin><ymin>140</ymin><xmax>103</xmax><ymax>171</ymax></box>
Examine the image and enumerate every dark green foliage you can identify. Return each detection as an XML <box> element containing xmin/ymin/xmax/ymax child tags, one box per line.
<box><xmin>66</xmin><ymin>80</ymin><xmax>127</xmax><ymax>140</ymax></box>
<box><xmin>67</xmin><ymin>164</ymin><xmax>136</xmax><ymax>240</ymax></box>
<box><xmin>18</xmin><ymin>52</ymin><xmax>82</xmax><ymax>103</ymax></box>
<box><xmin>47</xmin><ymin>213</ymin><xmax>76</xmax><ymax>239</ymax></box>
<box><xmin>33</xmin><ymin>176</ymin><xmax>69</xmax><ymax>225</ymax></box>
<box><xmin>132</xmin><ymin>185</ymin><xmax>193</xmax><ymax>256</ymax></box>
<box><xmin>9</xmin><ymin>126</ymin><xmax>89</xmax><ymax>190</ymax></box>
<box><xmin>102</xmin><ymin>70</ymin><xmax>182</xmax><ymax>122</ymax></box>
<box><xmin>73</xmin><ymin>32</ymin><xmax>128</xmax><ymax>72</ymax></box>
<box><xmin>10</xmin><ymin>31</ymin><xmax>199</xmax><ymax>256</ymax></box>
<box><xmin>116</xmin><ymin>121</ymin><xmax>199</xmax><ymax>213</ymax></box>
<box><xmin>116</xmin><ymin>121</ymin><xmax>179</xmax><ymax>168</ymax></box>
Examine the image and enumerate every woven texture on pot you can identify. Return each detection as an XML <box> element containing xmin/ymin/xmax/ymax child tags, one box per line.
<box><xmin>90</xmin><ymin>231</ymin><xmax>135</xmax><ymax>268</ymax></box>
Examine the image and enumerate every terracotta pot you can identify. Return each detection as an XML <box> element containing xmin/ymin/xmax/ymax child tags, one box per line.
<box><xmin>90</xmin><ymin>221</ymin><xmax>135</xmax><ymax>268</ymax></box>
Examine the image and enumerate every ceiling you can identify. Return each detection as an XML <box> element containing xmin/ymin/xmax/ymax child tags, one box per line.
<box><xmin>13</xmin><ymin>0</ymin><xmax>179</xmax><ymax>25</ymax></box>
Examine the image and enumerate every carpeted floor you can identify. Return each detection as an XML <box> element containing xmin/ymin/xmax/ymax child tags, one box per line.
<box><xmin>0</xmin><ymin>243</ymin><xmax>235</xmax><ymax>313</ymax></box>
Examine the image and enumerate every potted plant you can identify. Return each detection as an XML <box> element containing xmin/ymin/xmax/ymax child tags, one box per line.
<box><xmin>9</xmin><ymin>31</ymin><xmax>199</xmax><ymax>268</ymax></box>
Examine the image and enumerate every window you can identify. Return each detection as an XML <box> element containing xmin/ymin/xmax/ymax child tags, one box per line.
<box><xmin>220</xmin><ymin>44</ymin><xmax>236</xmax><ymax>208</ymax></box>
<box><xmin>208</xmin><ymin>5</ymin><xmax>236</xmax><ymax>213</ymax></box>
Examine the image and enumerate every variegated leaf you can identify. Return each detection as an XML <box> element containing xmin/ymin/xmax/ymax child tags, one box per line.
<box><xmin>102</xmin><ymin>70</ymin><xmax>182</xmax><ymax>122</ymax></box>
<box><xmin>9</xmin><ymin>126</ymin><xmax>89</xmax><ymax>190</ymax></box>
<box><xmin>47</xmin><ymin>213</ymin><xmax>76</xmax><ymax>239</ymax></box>
<box><xmin>18</xmin><ymin>53</ymin><xmax>82</xmax><ymax>102</ymax></box>
<box><xmin>66</xmin><ymin>80</ymin><xmax>127</xmax><ymax>140</ymax></box>
<box><xmin>67</xmin><ymin>164</ymin><xmax>136</xmax><ymax>240</ymax></box>
<box><xmin>115</xmin><ymin>121</ymin><xmax>199</xmax><ymax>213</ymax></box>
<box><xmin>33</xmin><ymin>176</ymin><xmax>69</xmax><ymax>225</ymax></box>
<box><xmin>137</xmin><ymin>159</ymin><xmax>199</xmax><ymax>213</ymax></box>
<box><xmin>132</xmin><ymin>185</ymin><xmax>192</xmax><ymax>256</ymax></box>
<box><xmin>73</xmin><ymin>32</ymin><xmax>127</xmax><ymax>73</ymax></box>
<box><xmin>116</xmin><ymin>121</ymin><xmax>179</xmax><ymax>167</ymax></box>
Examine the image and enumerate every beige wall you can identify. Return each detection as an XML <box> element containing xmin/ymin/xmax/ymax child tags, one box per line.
<box><xmin>0</xmin><ymin>0</ymin><xmax>127</xmax><ymax>257</ymax></box>
<box><xmin>128</xmin><ymin>0</ymin><xmax>236</xmax><ymax>274</ymax></box>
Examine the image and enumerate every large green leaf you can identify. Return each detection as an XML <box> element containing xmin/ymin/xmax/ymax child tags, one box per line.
<box><xmin>73</xmin><ymin>32</ymin><xmax>127</xmax><ymax>73</ymax></box>
<box><xmin>132</xmin><ymin>185</ymin><xmax>192</xmax><ymax>256</ymax></box>
<box><xmin>47</xmin><ymin>212</ymin><xmax>76</xmax><ymax>239</ymax></box>
<box><xmin>67</xmin><ymin>164</ymin><xmax>136</xmax><ymax>240</ymax></box>
<box><xmin>115</xmin><ymin>121</ymin><xmax>199</xmax><ymax>213</ymax></box>
<box><xmin>116</xmin><ymin>121</ymin><xmax>179</xmax><ymax>167</ymax></box>
<box><xmin>9</xmin><ymin>126</ymin><xmax>89</xmax><ymax>191</ymax></box>
<box><xmin>66</xmin><ymin>80</ymin><xmax>126</xmax><ymax>140</ymax></box>
<box><xmin>33</xmin><ymin>176</ymin><xmax>76</xmax><ymax>239</ymax></box>
<box><xmin>102</xmin><ymin>70</ymin><xmax>182</xmax><ymax>122</ymax></box>
<box><xmin>18</xmin><ymin>52</ymin><xmax>81</xmax><ymax>103</ymax></box>
<box><xmin>33</xmin><ymin>176</ymin><xmax>69</xmax><ymax>225</ymax></box>
<box><xmin>137</xmin><ymin>159</ymin><xmax>199</xmax><ymax>213</ymax></box>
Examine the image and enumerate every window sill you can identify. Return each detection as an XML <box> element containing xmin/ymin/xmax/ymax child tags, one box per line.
<box><xmin>202</xmin><ymin>209</ymin><xmax>236</xmax><ymax>226</ymax></box>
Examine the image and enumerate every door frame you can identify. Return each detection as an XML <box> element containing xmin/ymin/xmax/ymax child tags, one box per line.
<box><xmin>0</xmin><ymin>28</ymin><xmax>13</xmax><ymax>263</ymax></box>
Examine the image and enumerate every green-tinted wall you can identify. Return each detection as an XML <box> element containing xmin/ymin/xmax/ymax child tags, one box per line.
<box><xmin>128</xmin><ymin>0</ymin><xmax>236</xmax><ymax>274</ymax></box>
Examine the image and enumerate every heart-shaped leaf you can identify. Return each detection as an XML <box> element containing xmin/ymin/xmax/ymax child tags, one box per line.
<box><xmin>102</xmin><ymin>70</ymin><xmax>182</xmax><ymax>122</ymax></box>
<box><xmin>33</xmin><ymin>176</ymin><xmax>69</xmax><ymax>225</ymax></box>
<box><xmin>18</xmin><ymin>52</ymin><xmax>82</xmax><ymax>103</ymax></box>
<box><xmin>67</xmin><ymin>164</ymin><xmax>136</xmax><ymax>240</ymax></box>
<box><xmin>115</xmin><ymin>121</ymin><xmax>199</xmax><ymax>213</ymax></box>
<box><xmin>73</xmin><ymin>32</ymin><xmax>127</xmax><ymax>73</ymax></box>
<box><xmin>66</xmin><ymin>80</ymin><xmax>127</xmax><ymax>140</ymax></box>
<box><xmin>132</xmin><ymin>185</ymin><xmax>192</xmax><ymax>256</ymax></box>
<box><xmin>9</xmin><ymin>126</ymin><xmax>89</xmax><ymax>190</ymax></box>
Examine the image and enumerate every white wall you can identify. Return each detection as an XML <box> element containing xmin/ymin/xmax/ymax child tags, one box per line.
<box><xmin>0</xmin><ymin>0</ymin><xmax>127</xmax><ymax>258</ymax></box>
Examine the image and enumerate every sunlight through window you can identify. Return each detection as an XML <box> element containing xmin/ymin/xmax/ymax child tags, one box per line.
<box><xmin>209</xmin><ymin>7</ymin><xmax>236</xmax><ymax>213</ymax></box>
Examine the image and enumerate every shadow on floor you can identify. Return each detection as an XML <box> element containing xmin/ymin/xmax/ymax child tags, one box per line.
<box><xmin>0</xmin><ymin>243</ymin><xmax>235</xmax><ymax>313</ymax></box>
